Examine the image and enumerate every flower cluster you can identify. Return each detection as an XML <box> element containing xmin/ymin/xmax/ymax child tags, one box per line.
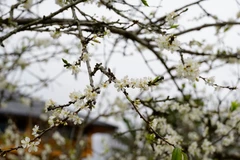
<box><xmin>21</xmin><ymin>137</ymin><xmax>41</xmax><ymax>152</ymax></box>
<box><xmin>176</xmin><ymin>58</ymin><xmax>200</xmax><ymax>81</ymax></box>
<box><xmin>151</xmin><ymin>117</ymin><xmax>182</xmax><ymax>145</ymax></box>
<box><xmin>155</xmin><ymin>102</ymin><xmax>190</xmax><ymax>114</ymax></box>
<box><xmin>114</xmin><ymin>76</ymin><xmax>153</xmax><ymax>91</ymax></box>
<box><xmin>165</xmin><ymin>12</ymin><xmax>179</xmax><ymax>26</ymax></box>
<box><xmin>44</xmin><ymin>99</ymin><xmax>56</xmax><ymax>112</ymax></box>
<box><xmin>157</xmin><ymin>35</ymin><xmax>180</xmax><ymax>52</ymax></box>
<box><xmin>84</xmin><ymin>85</ymin><xmax>98</xmax><ymax>101</ymax></box>
<box><xmin>47</xmin><ymin>108</ymin><xmax>82</xmax><ymax>127</ymax></box>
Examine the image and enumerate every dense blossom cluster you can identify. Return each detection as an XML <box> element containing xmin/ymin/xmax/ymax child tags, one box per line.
<box><xmin>176</xmin><ymin>58</ymin><xmax>200</xmax><ymax>81</ymax></box>
<box><xmin>114</xmin><ymin>76</ymin><xmax>153</xmax><ymax>91</ymax></box>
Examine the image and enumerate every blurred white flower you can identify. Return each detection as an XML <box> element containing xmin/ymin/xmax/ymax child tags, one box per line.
<box><xmin>176</xmin><ymin>58</ymin><xmax>200</xmax><ymax>81</ymax></box>
<box><xmin>165</xmin><ymin>12</ymin><xmax>179</xmax><ymax>26</ymax></box>
<box><xmin>68</xmin><ymin>65</ymin><xmax>80</xmax><ymax>75</ymax></box>
<box><xmin>32</xmin><ymin>125</ymin><xmax>39</xmax><ymax>137</ymax></box>
<box><xmin>69</xmin><ymin>91</ymin><xmax>82</xmax><ymax>101</ymax></box>
<box><xmin>23</xmin><ymin>0</ymin><xmax>33</xmax><ymax>9</ymax></box>
<box><xmin>45</xmin><ymin>99</ymin><xmax>56</xmax><ymax>112</ymax></box>
<box><xmin>55</xmin><ymin>0</ymin><xmax>65</xmax><ymax>7</ymax></box>
<box><xmin>157</xmin><ymin>35</ymin><xmax>180</xmax><ymax>52</ymax></box>
<box><xmin>52</xmin><ymin>131</ymin><xmax>65</xmax><ymax>145</ymax></box>
<box><xmin>50</xmin><ymin>30</ymin><xmax>61</xmax><ymax>39</ymax></box>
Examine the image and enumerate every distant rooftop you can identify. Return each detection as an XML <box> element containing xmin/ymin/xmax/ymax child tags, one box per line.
<box><xmin>0</xmin><ymin>90</ymin><xmax>117</xmax><ymax>131</ymax></box>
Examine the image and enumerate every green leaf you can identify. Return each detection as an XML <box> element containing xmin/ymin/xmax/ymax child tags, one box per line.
<box><xmin>62</xmin><ymin>58</ymin><xmax>69</xmax><ymax>64</ymax></box>
<box><xmin>171</xmin><ymin>147</ymin><xmax>183</xmax><ymax>160</ymax></box>
<box><xmin>182</xmin><ymin>152</ymin><xmax>188</xmax><ymax>160</ymax></box>
<box><xmin>170</xmin><ymin>25</ymin><xmax>179</xmax><ymax>28</ymax></box>
<box><xmin>230</xmin><ymin>101</ymin><xmax>240</xmax><ymax>112</ymax></box>
<box><xmin>62</xmin><ymin>58</ymin><xmax>71</xmax><ymax>67</ymax></box>
<box><xmin>141</xmin><ymin>0</ymin><xmax>149</xmax><ymax>6</ymax></box>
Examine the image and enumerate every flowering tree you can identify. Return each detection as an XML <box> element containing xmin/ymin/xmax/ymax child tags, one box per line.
<box><xmin>1</xmin><ymin>0</ymin><xmax>240</xmax><ymax>159</ymax></box>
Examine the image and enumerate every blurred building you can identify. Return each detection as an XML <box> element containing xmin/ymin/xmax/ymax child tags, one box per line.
<box><xmin>0</xmin><ymin>92</ymin><xmax>116</xmax><ymax>159</ymax></box>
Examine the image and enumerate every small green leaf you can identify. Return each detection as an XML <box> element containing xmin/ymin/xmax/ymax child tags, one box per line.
<box><xmin>62</xmin><ymin>58</ymin><xmax>71</xmax><ymax>67</ymax></box>
<box><xmin>182</xmin><ymin>152</ymin><xmax>188</xmax><ymax>160</ymax></box>
<box><xmin>171</xmin><ymin>147</ymin><xmax>183</xmax><ymax>160</ymax></box>
<box><xmin>141</xmin><ymin>0</ymin><xmax>149</xmax><ymax>6</ymax></box>
<box><xmin>170</xmin><ymin>25</ymin><xmax>179</xmax><ymax>28</ymax></box>
<box><xmin>62</xmin><ymin>58</ymin><xmax>68</xmax><ymax>64</ymax></box>
<box><xmin>230</xmin><ymin>101</ymin><xmax>240</xmax><ymax>112</ymax></box>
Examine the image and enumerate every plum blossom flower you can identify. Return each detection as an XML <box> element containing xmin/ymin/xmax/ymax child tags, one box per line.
<box><xmin>69</xmin><ymin>113</ymin><xmax>82</xmax><ymax>125</ymax></box>
<box><xmin>58</xmin><ymin>109</ymin><xmax>70</xmax><ymax>120</ymax></box>
<box><xmin>21</xmin><ymin>137</ymin><xmax>41</xmax><ymax>152</ymax></box>
<box><xmin>84</xmin><ymin>85</ymin><xmax>98</xmax><ymax>101</ymax></box>
<box><xmin>157</xmin><ymin>35</ymin><xmax>180</xmax><ymax>52</ymax></box>
<box><xmin>50</xmin><ymin>30</ymin><xmax>61</xmax><ymax>39</ymax></box>
<box><xmin>28</xmin><ymin>139</ymin><xmax>41</xmax><ymax>152</ymax></box>
<box><xmin>82</xmin><ymin>53</ymin><xmax>91</xmax><ymax>62</ymax></box>
<box><xmin>21</xmin><ymin>137</ymin><xmax>30</xmax><ymax>148</ymax></box>
<box><xmin>55</xmin><ymin>0</ymin><xmax>65</xmax><ymax>7</ymax></box>
<box><xmin>165</xmin><ymin>12</ymin><xmax>179</xmax><ymax>26</ymax></box>
<box><xmin>176</xmin><ymin>58</ymin><xmax>200</xmax><ymax>82</ymax></box>
<box><xmin>52</xmin><ymin>131</ymin><xmax>65</xmax><ymax>145</ymax></box>
<box><xmin>45</xmin><ymin>99</ymin><xmax>56</xmax><ymax>112</ymax></box>
<box><xmin>69</xmin><ymin>91</ymin><xmax>82</xmax><ymax>101</ymax></box>
<box><xmin>23</xmin><ymin>0</ymin><xmax>33</xmax><ymax>9</ymax></box>
<box><xmin>32</xmin><ymin>125</ymin><xmax>39</xmax><ymax>137</ymax></box>
<box><xmin>68</xmin><ymin>64</ymin><xmax>80</xmax><ymax>75</ymax></box>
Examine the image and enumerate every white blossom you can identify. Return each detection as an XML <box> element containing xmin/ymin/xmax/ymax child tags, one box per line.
<box><xmin>32</xmin><ymin>125</ymin><xmax>39</xmax><ymax>137</ymax></box>
<box><xmin>82</xmin><ymin>53</ymin><xmax>91</xmax><ymax>62</ymax></box>
<box><xmin>69</xmin><ymin>113</ymin><xmax>82</xmax><ymax>125</ymax></box>
<box><xmin>50</xmin><ymin>30</ymin><xmax>61</xmax><ymax>39</ymax></box>
<box><xmin>69</xmin><ymin>91</ymin><xmax>82</xmax><ymax>101</ymax></box>
<box><xmin>84</xmin><ymin>85</ymin><xmax>98</xmax><ymax>101</ymax></box>
<box><xmin>28</xmin><ymin>139</ymin><xmax>41</xmax><ymax>152</ymax></box>
<box><xmin>157</xmin><ymin>35</ymin><xmax>180</xmax><ymax>52</ymax></box>
<box><xmin>176</xmin><ymin>58</ymin><xmax>200</xmax><ymax>81</ymax></box>
<box><xmin>21</xmin><ymin>137</ymin><xmax>31</xmax><ymax>148</ymax></box>
<box><xmin>48</xmin><ymin>115</ymin><xmax>56</xmax><ymax>127</ymax></box>
<box><xmin>188</xmin><ymin>142</ymin><xmax>200</xmax><ymax>157</ymax></box>
<box><xmin>104</xmin><ymin>27</ymin><xmax>111</xmax><ymax>37</ymax></box>
<box><xmin>205</xmin><ymin>76</ymin><xmax>215</xmax><ymax>86</ymax></box>
<box><xmin>68</xmin><ymin>65</ymin><xmax>80</xmax><ymax>75</ymax></box>
<box><xmin>52</xmin><ymin>131</ymin><xmax>65</xmax><ymax>145</ymax></box>
<box><xmin>45</xmin><ymin>99</ymin><xmax>56</xmax><ymax>112</ymax></box>
<box><xmin>58</xmin><ymin>109</ymin><xmax>70</xmax><ymax>120</ymax></box>
<box><xmin>55</xmin><ymin>0</ymin><xmax>66</xmax><ymax>7</ymax></box>
<box><xmin>201</xmin><ymin>139</ymin><xmax>216</xmax><ymax>155</ymax></box>
<box><xmin>21</xmin><ymin>137</ymin><xmax>41</xmax><ymax>152</ymax></box>
<box><xmin>23</xmin><ymin>0</ymin><xmax>33</xmax><ymax>9</ymax></box>
<box><xmin>165</xmin><ymin>12</ymin><xmax>179</xmax><ymax>26</ymax></box>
